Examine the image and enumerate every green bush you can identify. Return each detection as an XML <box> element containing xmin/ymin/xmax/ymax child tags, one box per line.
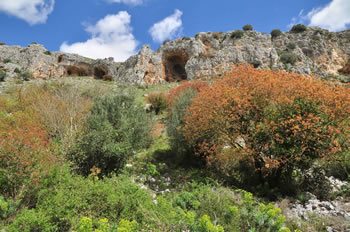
<box><xmin>44</xmin><ymin>50</ymin><xmax>52</xmax><ymax>55</ymax></box>
<box><xmin>271</xmin><ymin>29</ymin><xmax>283</xmax><ymax>39</ymax></box>
<box><xmin>68</xmin><ymin>93</ymin><xmax>152</xmax><ymax>176</ymax></box>
<box><xmin>286</xmin><ymin>42</ymin><xmax>296</xmax><ymax>50</ymax></box>
<box><xmin>76</xmin><ymin>217</ymin><xmax>112</xmax><ymax>232</ymax></box>
<box><xmin>280</xmin><ymin>51</ymin><xmax>298</xmax><ymax>65</ymax></box>
<box><xmin>3</xmin><ymin>58</ymin><xmax>11</xmax><ymax>64</ymax></box>
<box><xmin>290</xmin><ymin>24</ymin><xmax>307</xmax><ymax>33</ymax></box>
<box><xmin>0</xmin><ymin>70</ymin><xmax>6</xmax><ymax>82</ymax></box>
<box><xmin>18</xmin><ymin>70</ymin><xmax>33</xmax><ymax>81</ymax></box>
<box><xmin>301</xmin><ymin>167</ymin><xmax>331</xmax><ymax>200</ymax></box>
<box><xmin>117</xmin><ymin>219</ymin><xmax>138</xmax><ymax>232</ymax></box>
<box><xmin>8</xmin><ymin>209</ymin><xmax>56</xmax><ymax>232</ymax></box>
<box><xmin>242</xmin><ymin>24</ymin><xmax>253</xmax><ymax>31</ymax></box>
<box><xmin>0</xmin><ymin>42</ymin><xmax>5</xmax><ymax>46</ymax></box>
<box><xmin>324</xmin><ymin>151</ymin><xmax>350</xmax><ymax>180</ymax></box>
<box><xmin>167</xmin><ymin>88</ymin><xmax>198</xmax><ymax>161</ymax></box>
<box><xmin>230</xmin><ymin>30</ymin><xmax>244</xmax><ymax>39</ymax></box>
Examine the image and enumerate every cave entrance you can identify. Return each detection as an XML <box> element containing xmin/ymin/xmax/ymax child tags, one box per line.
<box><xmin>94</xmin><ymin>66</ymin><xmax>108</xmax><ymax>79</ymax></box>
<box><xmin>65</xmin><ymin>63</ymin><xmax>92</xmax><ymax>77</ymax></box>
<box><xmin>164</xmin><ymin>52</ymin><xmax>189</xmax><ymax>82</ymax></box>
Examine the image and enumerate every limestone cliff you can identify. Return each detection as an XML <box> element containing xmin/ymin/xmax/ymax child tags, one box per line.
<box><xmin>0</xmin><ymin>27</ymin><xmax>349</xmax><ymax>84</ymax></box>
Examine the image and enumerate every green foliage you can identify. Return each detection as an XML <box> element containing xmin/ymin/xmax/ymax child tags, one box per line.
<box><xmin>167</xmin><ymin>88</ymin><xmax>198</xmax><ymax>160</ymax></box>
<box><xmin>18</xmin><ymin>70</ymin><xmax>33</xmax><ymax>81</ymax></box>
<box><xmin>0</xmin><ymin>196</ymin><xmax>10</xmax><ymax>219</ymax></box>
<box><xmin>280</xmin><ymin>51</ymin><xmax>298</xmax><ymax>65</ymax></box>
<box><xmin>76</xmin><ymin>217</ymin><xmax>111</xmax><ymax>232</ymax></box>
<box><xmin>145</xmin><ymin>163</ymin><xmax>160</xmax><ymax>177</ymax></box>
<box><xmin>290</xmin><ymin>24</ymin><xmax>307</xmax><ymax>33</ymax></box>
<box><xmin>194</xmin><ymin>215</ymin><xmax>224</xmax><ymax>232</ymax></box>
<box><xmin>117</xmin><ymin>219</ymin><xmax>138</xmax><ymax>232</ymax></box>
<box><xmin>174</xmin><ymin>191</ymin><xmax>201</xmax><ymax>210</ymax></box>
<box><xmin>3</xmin><ymin>58</ymin><xmax>11</xmax><ymax>64</ymax></box>
<box><xmin>14</xmin><ymin>68</ymin><xmax>21</xmax><ymax>73</ymax></box>
<box><xmin>271</xmin><ymin>29</ymin><xmax>283</xmax><ymax>39</ymax></box>
<box><xmin>242</xmin><ymin>24</ymin><xmax>253</xmax><ymax>31</ymax></box>
<box><xmin>0</xmin><ymin>42</ymin><xmax>5</xmax><ymax>45</ymax></box>
<box><xmin>0</xmin><ymin>70</ymin><xmax>6</xmax><ymax>82</ymax></box>
<box><xmin>44</xmin><ymin>50</ymin><xmax>52</xmax><ymax>55</ymax></box>
<box><xmin>230</xmin><ymin>30</ymin><xmax>244</xmax><ymax>39</ymax></box>
<box><xmin>8</xmin><ymin>209</ymin><xmax>56</xmax><ymax>232</ymax></box>
<box><xmin>324</xmin><ymin>151</ymin><xmax>350</xmax><ymax>180</ymax></box>
<box><xmin>286</xmin><ymin>42</ymin><xmax>296</xmax><ymax>50</ymax></box>
<box><xmin>68</xmin><ymin>93</ymin><xmax>152</xmax><ymax>176</ymax></box>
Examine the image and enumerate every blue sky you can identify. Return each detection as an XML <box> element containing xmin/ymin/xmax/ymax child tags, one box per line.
<box><xmin>0</xmin><ymin>0</ymin><xmax>349</xmax><ymax>61</ymax></box>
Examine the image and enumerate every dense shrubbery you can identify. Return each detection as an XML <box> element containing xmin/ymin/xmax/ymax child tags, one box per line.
<box><xmin>166</xmin><ymin>81</ymin><xmax>208</xmax><ymax>161</ymax></box>
<box><xmin>182</xmin><ymin>65</ymin><xmax>350</xmax><ymax>196</ymax></box>
<box><xmin>4</xmin><ymin>165</ymin><xmax>290</xmax><ymax>231</ymax></box>
<box><xmin>0</xmin><ymin>95</ymin><xmax>57</xmax><ymax>201</ymax></box>
<box><xmin>271</xmin><ymin>29</ymin><xmax>282</xmax><ymax>39</ymax></box>
<box><xmin>230</xmin><ymin>30</ymin><xmax>244</xmax><ymax>39</ymax></box>
<box><xmin>290</xmin><ymin>24</ymin><xmax>307</xmax><ymax>33</ymax></box>
<box><xmin>68</xmin><ymin>94</ymin><xmax>152</xmax><ymax>176</ymax></box>
<box><xmin>242</xmin><ymin>24</ymin><xmax>253</xmax><ymax>31</ymax></box>
<box><xmin>22</xmin><ymin>83</ymin><xmax>92</xmax><ymax>150</ymax></box>
<box><xmin>280</xmin><ymin>51</ymin><xmax>298</xmax><ymax>65</ymax></box>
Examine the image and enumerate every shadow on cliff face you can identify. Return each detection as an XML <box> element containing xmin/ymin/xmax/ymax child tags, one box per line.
<box><xmin>339</xmin><ymin>60</ymin><xmax>350</xmax><ymax>75</ymax></box>
<box><xmin>65</xmin><ymin>63</ymin><xmax>93</xmax><ymax>77</ymax></box>
<box><xmin>163</xmin><ymin>51</ymin><xmax>189</xmax><ymax>82</ymax></box>
<box><xmin>94</xmin><ymin>65</ymin><xmax>111</xmax><ymax>80</ymax></box>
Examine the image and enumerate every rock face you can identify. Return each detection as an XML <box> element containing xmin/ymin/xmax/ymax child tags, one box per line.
<box><xmin>0</xmin><ymin>43</ymin><xmax>121</xmax><ymax>81</ymax></box>
<box><xmin>120</xmin><ymin>27</ymin><xmax>350</xmax><ymax>84</ymax></box>
<box><xmin>0</xmin><ymin>27</ymin><xmax>349</xmax><ymax>84</ymax></box>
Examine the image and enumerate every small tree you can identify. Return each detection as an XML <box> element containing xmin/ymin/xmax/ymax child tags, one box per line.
<box><xmin>290</xmin><ymin>24</ymin><xmax>307</xmax><ymax>33</ymax></box>
<box><xmin>19</xmin><ymin>70</ymin><xmax>33</xmax><ymax>81</ymax></box>
<box><xmin>280</xmin><ymin>51</ymin><xmax>298</xmax><ymax>65</ymax></box>
<box><xmin>68</xmin><ymin>94</ymin><xmax>152</xmax><ymax>176</ymax></box>
<box><xmin>271</xmin><ymin>29</ymin><xmax>282</xmax><ymax>39</ymax></box>
<box><xmin>242</xmin><ymin>24</ymin><xmax>253</xmax><ymax>31</ymax></box>
<box><xmin>230</xmin><ymin>30</ymin><xmax>244</xmax><ymax>39</ymax></box>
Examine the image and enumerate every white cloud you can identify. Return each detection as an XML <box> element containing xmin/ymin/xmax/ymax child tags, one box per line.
<box><xmin>289</xmin><ymin>0</ymin><xmax>350</xmax><ymax>31</ymax></box>
<box><xmin>60</xmin><ymin>11</ymin><xmax>138</xmax><ymax>62</ymax></box>
<box><xmin>308</xmin><ymin>0</ymin><xmax>350</xmax><ymax>31</ymax></box>
<box><xmin>0</xmin><ymin>0</ymin><xmax>54</xmax><ymax>25</ymax></box>
<box><xmin>149</xmin><ymin>9</ymin><xmax>183</xmax><ymax>43</ymax></box>
<box><xmin>107</xmin><ymin>0</ymin><xmax>144</xmax><ymax>5</ymax></box>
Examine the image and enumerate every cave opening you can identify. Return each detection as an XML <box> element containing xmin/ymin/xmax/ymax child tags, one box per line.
<box><xmin>163</xmin><ymin>52</ymin><xmax>189</xmax><ymax>82</ymax></box>
<box><xmin>64</xmin><ymin>63</ymin><xmax>92</xmax><ymax>77</ymax></box>
<box><xmin>94</xmin><ymin>66</ymin><xmax>108</xmax><ymax>79</ymax></box>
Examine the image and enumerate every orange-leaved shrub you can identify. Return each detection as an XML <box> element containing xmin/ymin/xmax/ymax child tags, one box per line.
<box><xmin>182</xmin><ymin>65</ymin><xmax>350</xmax><ymax>195</ymax></box>
<box><xmin>0</xmin><ymin>95</ymin><xmax>57</xmax><ymax>201</ymax></box>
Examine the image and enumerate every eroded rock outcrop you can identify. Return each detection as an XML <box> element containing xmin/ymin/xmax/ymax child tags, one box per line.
<box><xmin>0</xmin><ymin>27</ymin><xmax>349</xmax><ymax>84</ymax></box>
<box><xmin>118</xmin><ymin>27</ymin><xmax>350</xmax><ymax>84</ymax></box>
